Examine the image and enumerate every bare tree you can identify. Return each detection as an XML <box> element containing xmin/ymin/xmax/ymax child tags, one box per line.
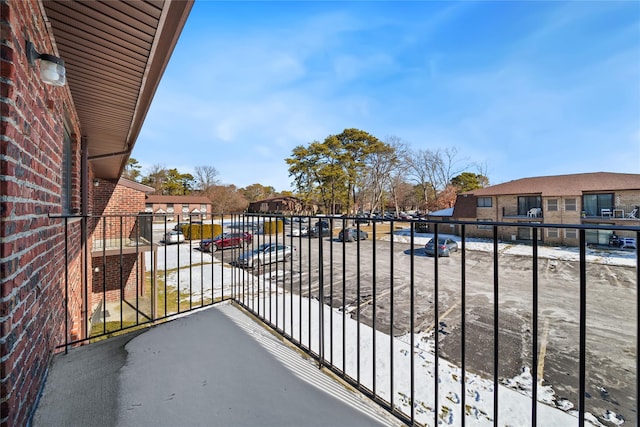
<box><xmin>207</xmin><ymin>185</ymin><xmax>248</xmax><ymax>213</ymax></box>
<box><xmin>359</xmin><ymin>136</ymin><xmax>407</xmax><ymax>214</ymax></box>
<box><xmin>193</xmin><ymin>165</ymin><xmax>219</xmax><ymax>192</ymax></box>
<box><xmin>404</xmin><ymin>146</ymin><xmax>469</xmax><ymax>211</ymax></box>
<box><xmin>385</xmin><ymin>138</ymin><xmax>411</xmax><ymax>215</ymax></box>
<box><xmin>141</xmin><ymin>164</ymin><xmax>167</xmax><ymax>194</ymax></box>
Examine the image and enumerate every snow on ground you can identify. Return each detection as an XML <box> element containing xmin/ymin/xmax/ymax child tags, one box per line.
<box><xmin>145</xmin><ymin>240</ymin><xmax>241</xmax><ymax>301</ymax></box>
<box><xmin>144</xmin><ymin>222</ymin><xmax>630</xmax><ymax>425</ymax></box>
<box><xmin>383</xmin><ymin>229</ymin><xmax>636</xmax><ymax>267</ymax></box>
<box><xmin>240</xmin><ymin>286</ymin><xmax>604</xmax><ymax>426</ymax></box>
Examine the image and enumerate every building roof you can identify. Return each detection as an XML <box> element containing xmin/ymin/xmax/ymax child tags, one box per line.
<box><xmin>146</xmin><ymin>195</ymin><xmax>212</xmax><ymax>204</ymax></box>
<box><xmin>117</xmin><ymin>178</ymin><xmax>154</xmax><ymax>194</ymax></box>
<box><xmin>466</xmin><ymin>172</ymin><xmax>640</xmax><ymax>197</ymax></box>
<box><xmin>42</xmin><ymin>1</ymin><xmax>194</xmax><ymax>180</ymax></box>
<box><xmin>428</xmin><ymin>207</ymin><xmax>454</xmax><ymax>217</ymax></box>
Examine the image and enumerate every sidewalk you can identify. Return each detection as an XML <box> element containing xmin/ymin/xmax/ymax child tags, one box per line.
<box><xmin>32</xmin><ymin>303</ymin><xmax>401</xmax><ymax>427</ymax></box>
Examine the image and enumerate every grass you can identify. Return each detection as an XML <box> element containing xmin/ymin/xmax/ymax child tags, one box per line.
<box><xmin>88</xmin><ymin>268</ymin><xmax>217</xmax><ymax>341</ymax></box>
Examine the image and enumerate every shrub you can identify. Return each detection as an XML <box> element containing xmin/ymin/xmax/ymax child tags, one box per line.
<box><xmin>263</xmin><ymin>220</ymin><xmax>284</xmax><ymax>234</ymax></box>
<box><xmin>181</xmin><ymin>224</ymin><xmax>222</xmax><ymax>240</ymax></box>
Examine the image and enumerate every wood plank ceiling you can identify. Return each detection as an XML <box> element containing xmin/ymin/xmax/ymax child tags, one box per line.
<box><xmin>42</xmin><ymin>0</ymin><xmax>193</xmax><ymax>179</ymax></box>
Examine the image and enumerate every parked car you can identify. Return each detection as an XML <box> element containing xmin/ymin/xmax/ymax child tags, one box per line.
<box><xmin>290</xmin><ymin>225</ymin><xmax>309</xmax><ymax>237</ymax></box>
<box><xmin>237</xmin><ymin>243</ymin><xmax>295</xmax><ymax>268</ymax></box>
<box><xmin>164</xmin><ymin>230</ymin><xmax>185</xmax><ymax>244</ymax></box>
<box><xmin>354</xmin><ymin>215</ymin><xmax>370</xmax><ymax>225</ymax></box>
<box><xmin>199</xmin><ymin>232</ymin><xmax>252</xmax><ymax>252</ymax></box>
<box><xmin>425</xmin><ymin>237</ymin><xmax>458</xmax><ymax>257</ymax></box>
<box><xmin>309</xmin><ymin>225</ymin><xmax>331</xmax><ymax>238</ymax></box>
<box><xmin>338</xmin><ymin>228</ymin><xmax>368</xmax><ymax>242</ymax></box>
<box><xmin>315</xmin><ymin>220</ymin><xmax>330</xmax><ymax>228</ymax></box>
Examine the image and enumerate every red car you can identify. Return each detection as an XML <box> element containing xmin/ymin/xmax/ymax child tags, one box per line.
<box><xmin>199</xmin><ymin>232</ymin><xmax>252</xmax><ymax>252</ymax></box>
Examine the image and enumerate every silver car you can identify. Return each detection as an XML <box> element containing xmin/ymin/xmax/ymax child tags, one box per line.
<box><xmin>163</xmin><ymin>230</ymin><xmax>185</xmax><ymax>244</ymax></box>
<box><xmin>237</xmin><ymin>243</ymin><xmax>295</xmax><ymax>268</ymax></box>
<box><xmin>290</xmin><ymin>225</ymin><xmax>309</xmax><ymax>237</ymax></box>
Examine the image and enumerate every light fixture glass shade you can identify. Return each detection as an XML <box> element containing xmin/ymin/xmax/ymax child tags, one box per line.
<box><xmin>39</xmin><ymin>58</ymin><xmax>66</xmax><ymax>86</ymax></box>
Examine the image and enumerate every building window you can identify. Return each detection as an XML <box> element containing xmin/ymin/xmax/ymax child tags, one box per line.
<box><xmin>477</xmin><ymin>197</ymin><xmax>492</xmax><ymax>207</ymax></box>
<box><xmin>547</xmin><ymin>228</ymin><xmax>558</xmax><ymax>238</ymax></box>
<box><xmin>167</xmin><ymin>203</ymin><xmax>174</xmax><ymax>209</ymax></box>
<box><xmin>565</xmin><ymin>229</ymin><xmax>578</xmax><ymax>239</ymax></box>
<box><xmin>518</xmin><ymin>195</ymin><xmax>542</xmax><ymax>216</ymax></box>
<box><xmin>476</xmin><ymin>219</ymin><xmax>492</xmax><ymax>230</ymax></box>
<box><xmin>582</xmin><ymin>194</ymin><xmax>613</xmax><ymax>216</ymax></box>
<box><xmin>565</xmin><ymin>198</ymin><xmax>577</xmax><ymax>211</ymax></box>
<box><xmin>547</xmin><ymin>199</ymin><xmax>558</xmax><ymax>212</ymax></box>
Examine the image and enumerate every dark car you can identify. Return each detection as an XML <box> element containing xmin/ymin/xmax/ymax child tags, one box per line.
<box><xmin>354</xmin><ymin>215</ymin><xmax>370</xmax><ymax>225</ymax></box>
<box><xmin>338</xmin><ymin>228</ymin><xmax>368</xmax><ymax>242</ymax></box>
<box><xmin>199</xmin><ymin>232</ymin><xmax>252</xmax><ymax>252</ymax></box>
<box><xmin>309</xmin><ymin>225</ymin><xmax>331</xmax><ymax>238</ymax></box>
<box><xmin>315</xmin><ymin>220</ymin><xmax>330</xmax><ymax>228</ymax></box>
<box><xmin>425</xmin><ymin>237</ymin><xmax>458</xmax><ymax>257</ymax></box>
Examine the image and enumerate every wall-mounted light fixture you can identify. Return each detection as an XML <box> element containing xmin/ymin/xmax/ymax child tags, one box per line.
<box><xmin>93</xmin><ymin>179</ymin><xmax>100</xmax><ymax>187</ymax></box>
<box><xmin>26</xmin><ymin>41</ymin><xmax>66</xmax><ymax>86</ymax></box>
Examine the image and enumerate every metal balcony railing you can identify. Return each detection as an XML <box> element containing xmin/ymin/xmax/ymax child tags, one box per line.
<box><xmin>51</xmin><ymin>213</ymin><xmax>640</xmax><ymax>427</ymax></box>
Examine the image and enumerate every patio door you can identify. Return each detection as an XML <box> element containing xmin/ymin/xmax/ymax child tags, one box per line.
<box><xmin>517</xmin><ymin>227</ymin><xmax>543</xmax><ymax>241</ymax></box>
<box><xmin>586</xmin><ymin>227</ymin><xmax>612</xmax><ymax>245</ymax></box>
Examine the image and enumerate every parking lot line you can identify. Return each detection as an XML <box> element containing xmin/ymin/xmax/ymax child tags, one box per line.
<box><xmin>537</xmin><ymin>317</ymin><xmax>550</xmax><ymax>383</ymax></box>
<box><xmin>421</xmin><ymin>302</ymin><xmax>459</xmax><ymax>334</ymax></box>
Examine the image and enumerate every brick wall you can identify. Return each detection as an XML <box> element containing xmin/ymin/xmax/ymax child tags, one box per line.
<box><xmin>0</xmin><ymin>2</ymin><xmax>85</xmax><ymax>426</ymax></box>
<box><xmin>89</xmin><ymin>180</ymin><xmax>148</xmax><ymax>327</ymax></box>
<box><xmin>91</xmin><ymin>253</ymin><xmax>145</xmax><ymax>306</ymax></box>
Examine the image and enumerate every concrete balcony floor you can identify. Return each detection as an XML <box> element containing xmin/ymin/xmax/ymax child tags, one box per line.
<box><xmin>33</xmin><ymin>302</ymin><xmax>400</xmax><ymax>427</ymax></box>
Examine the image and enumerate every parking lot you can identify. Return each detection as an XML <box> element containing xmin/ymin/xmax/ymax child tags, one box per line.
<box><xmin>210</xmin><ymin>225</ymin><xmax>637</xmax><ymax>426</ymax></box>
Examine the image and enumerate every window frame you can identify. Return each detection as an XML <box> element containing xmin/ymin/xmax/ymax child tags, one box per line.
<box><xmin>477</xmin><ymin>197</ymin><xmax>492</xmax><ymax>208</ymax></box>
<box><xmin>564</xmin><ymin>198</ymin><xmax>577</xmax><ymax>212</ymax></box>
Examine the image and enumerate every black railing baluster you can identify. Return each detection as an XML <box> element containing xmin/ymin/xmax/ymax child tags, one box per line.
<box><xmin>163</xmin><ymin>216</ymin><xmax>167</xmax><ymax>318</ymax></box>
<box><xmin>389</xmin><ymin>218</ymin><xmax>395</xmax><ymax>413</ymax></box>
<box><xmin>342</xmin><ymin>217</ymin><xmax>347</xmax><ymax>377</ymax></box>
<box><xmin>64</xmin><ymin>218</ymin><xmax>69</xmax><ymax>354</ymax></box>
<box><xmin>460</xmin><ymin>225</ymin><xmax>466</xmax><ymax>427</ymax></box>
<box><xmin>579</xmin><ymin>228</ymin><xmax>587</xmax><ymax>427</ymax></box>
<box><xmin>356</xmin><ymin>221</ymin><xmax>361</xmax><ymax>385</ymax></box>
<box><xmin>319</xmin><ymin>226</ymin><xmax>324</xmax><ymax>366</ymax></box>
<box><xmin>493</xmin><ymin>225</ymin><xmax>499</xmax><ymax>427</ymax></box>
<box><xmin>188</xmin><ymin>217</ymin><xmax>192</xmax><ymax>311</ymax></box>
<box><xmin>636</xmin><ymin>229</ymin><xmax>639</xmax><ymax>425</ymax></box>
<box><xmin>434</xmin><ymin>225</ymin><xmax>439</xmax><ymax>425</ymax></box>
<box><xmin>119</xmin><ymin>215</ymin><xmax>123</xmax><ymax>329</ymax></box>
<box><xmin>410</xmin><ymin>221</ymin><xmax>415</xmax><ymax>425</ymax></box>
<box><xmin>372</xmin><ymin>220</ymin><xmax>377</xmax><ymax>398</ymax></box>
<box><xmin>102</xmin><ymin>216</ymin><xmax>107</xmax><ymax>335</ymax></box>
<box><xmin>329</xmin><ymin>220</ymin><xmax>334</xmax><ymax>366</ymax></box>
<box><xmin>176</xmin><ymin>217</ymin><xmax>181</xmax><ymax>314</ymax></box>
<box><xmin>532</xmin><ymin>227</ymin><xmax>539</xmax><ymax>427</ymax></box>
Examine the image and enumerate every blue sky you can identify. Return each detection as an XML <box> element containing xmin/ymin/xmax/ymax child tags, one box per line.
<box><xmin>133</xmin><ymin>0</ymin><xmax>640</xmax><ymax>191</ymax></box>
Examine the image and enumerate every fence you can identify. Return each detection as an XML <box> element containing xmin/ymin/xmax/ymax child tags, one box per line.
<box><xmin>54</xmin><ymin>213</ymin><xmax>639</xmax><ymax>426</ymax></box>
